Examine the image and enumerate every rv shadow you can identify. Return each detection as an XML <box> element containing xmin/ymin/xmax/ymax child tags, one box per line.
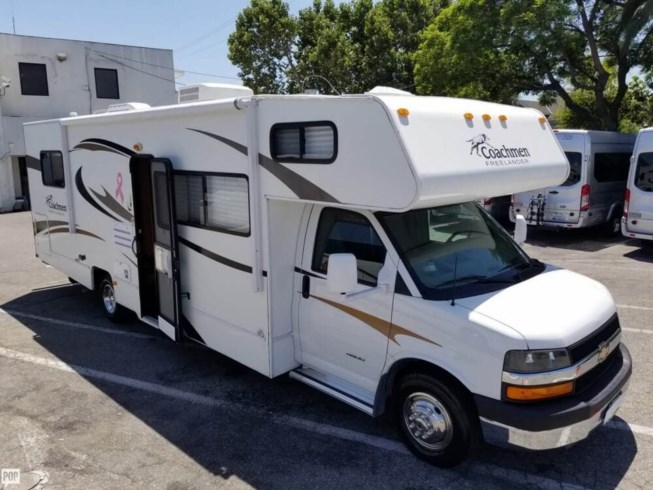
<box><xmin>525</xmin><ymin>228</ymin><xmax>627</xmax><ymax>252</ymax></box>
<box><xmin>0</xmin><ymin>284</ymin><xmax>637</xmax><ymax>487</ymax></box>
<box><xmin>623</xmin><ymin>245</ymin><xmax>653</xmax><ymax>263</ymax></box>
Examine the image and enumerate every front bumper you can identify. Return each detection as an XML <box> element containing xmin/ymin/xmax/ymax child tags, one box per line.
<box><xmin>476</xmin><ymin>343</ymin><xmax>632</xmax><ymax>451</ymax></box>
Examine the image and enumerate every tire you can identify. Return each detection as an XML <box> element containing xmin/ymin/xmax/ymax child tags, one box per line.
<box><xmin>99</xmin><ymin>276</ymin><xmax>127</xmax><ymax>322</ymax></box>
<box><xmin>396</xmin><ymin>373</ymin><xmax>477</xmax><ymax>467</ymax></box>
<box><xmin>602</xmin><ymin>211</ymin><xmax>622</xmax><ymax>238</ymax></box>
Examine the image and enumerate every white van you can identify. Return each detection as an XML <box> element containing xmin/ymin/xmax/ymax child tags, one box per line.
<box><xmin>24</xmin><ymin>87</ymin><xmax>631</xmax><ymax>467</ymax></box>
<box><xmin>623</xmin><ymin>127</ymin><xmax>653</xmax><ymax>243</ymax></box>
<box><xmin>511</xmin><ymin>130</ymin><xmax>635</xmax><ymax>235</ymax></box>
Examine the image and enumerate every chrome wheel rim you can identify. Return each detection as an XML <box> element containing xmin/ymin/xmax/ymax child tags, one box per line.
<box><xmin>612</xmin><ymin>218</ymin><xmax>620</xmax><ymax>234</ymax></box>
<box><xmin>102</xmin><ymin>283</ymin><xmax>117</xmax><ymax>315</ymax></box>
<box><xmin>403</xmin><ymin>392</ymin><xmax>453</xmax><ymax>451</ymax></box>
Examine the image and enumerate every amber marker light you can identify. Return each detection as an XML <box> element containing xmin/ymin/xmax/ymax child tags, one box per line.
<box><xmin>482</xmin><ymin>114</ymin><xmax>491</xmax><ymax>121</ymax></box>
<box><xmin>506</xmin><ymin>381</ymin><xmax>573</xmax><ymax>401</ymax></box>
<box><xmin>464</xmin><ymin>112</ymin><xmax>474</xmax><ymax>120</ymax></box>
<box><xmin>397</xmin><ymin>107</ymin><xmax>410</xmax><ymax>117</ymax></box>
<box><xmin>133</xmin><ymin>143</ymin><xmax>143</xmax><ymax>152</ymax></box>
<box><xmin>538</xmin><ymin>116</ymin><xmax>547</xmax><ymax>123</ymax></box>
<box><xmin>498</xmin><ymin>115</ymin><xmax>508</xmax><ymax>122</ymax></box>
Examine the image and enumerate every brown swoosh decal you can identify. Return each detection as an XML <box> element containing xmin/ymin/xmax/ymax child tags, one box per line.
<box><xmin>311</xmin><ymin>295</ymin><xmax>441</xmax><ymax>347</ymax></box>
<box><xmin>48</xmin><ymin>227</ymin><xmax>104</xmax><ymax>241</ymax></box>
<box><xmin>90</xmin><ymin>186</ymin><xmax>133</xmax><ymax>222</ymax></box>
<box><xmin>34</xmin><ymin>220</ymin><xmax>68</xmax><ymax>234</ymax></box>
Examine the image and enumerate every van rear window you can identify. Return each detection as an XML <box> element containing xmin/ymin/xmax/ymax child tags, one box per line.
<box><xmin>561</xmin><ymin>152</ymin><xmax>582</xmax><ymax>186</ymax></box>
<box><xmin>634</xmin><ymin>152</ymin><xmax>653</xmax><ymax>192</ymax></box>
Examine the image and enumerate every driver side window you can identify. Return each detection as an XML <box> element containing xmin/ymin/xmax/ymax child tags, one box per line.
<box><xmin>312</xmin><ymin>208</ymin><xmax>387</xmax><ymax>286</ymax></box>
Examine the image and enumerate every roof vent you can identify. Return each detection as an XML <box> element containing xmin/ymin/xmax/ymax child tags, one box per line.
<box><xmin>177</xmin><ymin>83</ymin><xmax>254</xmax><ymax>104</ymax></box>
<box><xmin>93</xmin><ymin>102</ymin><xmax>151</xmax><ymax>114</ymax></box>
<box><xmin>365</xmin><ymin>86</ymin><xmax>414</xmax><ymax>96</ymax></box>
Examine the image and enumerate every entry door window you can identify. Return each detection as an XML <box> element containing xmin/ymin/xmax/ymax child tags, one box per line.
<box><xmin>312</xmin><ymin>208</ymin><xmax>386</xmax><ymax>286</ymax></box>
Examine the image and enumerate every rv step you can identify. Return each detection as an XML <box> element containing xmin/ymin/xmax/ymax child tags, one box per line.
<box><xmin>289</xmin><ymin>367</ymin><xmax>375</xmax><ymax>416</ymax></box>
<box><xmin>141</xmin><ymin>316</ymin><xmax>159</xmax><ymax>329</ymax></box>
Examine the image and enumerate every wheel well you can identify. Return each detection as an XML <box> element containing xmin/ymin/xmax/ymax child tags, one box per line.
<box><xmin>375</xmin><ymin>359</ymin><xmax>475</xmax><ymax>417</ymax></box>
<box><xmin>91</xmin><ymin>268</ymin><xmax>111</xmax><ymax>291</ymax></box>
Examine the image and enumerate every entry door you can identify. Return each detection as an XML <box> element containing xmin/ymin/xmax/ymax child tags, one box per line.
<box><xmin>297</xmin><ymin>206</ymin><xmax>395</xmax><ymax>393</ymax></box>
<box><xmin>150</xmin><ymin>159</ymin><xmax>181</xmax><ymax>341</ymax></box>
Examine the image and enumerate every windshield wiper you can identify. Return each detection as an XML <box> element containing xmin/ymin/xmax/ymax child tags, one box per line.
<box><xmin>437</xmin><ymin>274</ymin><xmax>517</xmax><ymax>289</ymax></box>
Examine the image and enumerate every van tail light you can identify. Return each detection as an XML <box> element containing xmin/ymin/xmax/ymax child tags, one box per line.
<box><xmin>580</xmin><ymin>184</ymin><xmax>590</xmax><ymax>212</ymax></box>
<box><xmin>624</xmin><ymin>188</ymin><xmax>630</xmax><ymax>218</ymax></box>
<box><xmin>484</xmin><ymin>198</ymin><xmax>493</xmax><ymax>206</ymax></box>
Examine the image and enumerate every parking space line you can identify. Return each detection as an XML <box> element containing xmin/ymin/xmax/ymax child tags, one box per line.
<box><xmin>622</xmin><ymin>327</ymin><xmax>653</xmax><ymax>335</ymax></box>
<box><xmin>0</xmin><ymin>309</ymin><xmax>155</xmax><ymax>340</ymax></box>
<box><xmin>0</xmin><ymin>346</ymin><xmax>647</xmax><ymax>489</ymax></box>
<box><xmin>616</xmin><ymin>304</ymin><xmax>653</xmax><ymax>311</ymax></box>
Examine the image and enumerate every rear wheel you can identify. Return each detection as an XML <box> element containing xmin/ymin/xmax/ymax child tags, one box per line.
<box><xmin>396</xmin><ymin>373</ymin><xmax>477</xmax><ymax>467</ymax></box>
<box><xmin>603</xmin><ymin>211</ymin><xmax>622</xmax><ymax>238</ymax></box>
<box><xmin>99</xmin><ymin>276</ymin><xmax>127</xmax><ymax>322</ymax></box>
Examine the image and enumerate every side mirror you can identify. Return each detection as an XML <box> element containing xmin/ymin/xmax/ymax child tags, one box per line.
<box><xmin>326</xmin><ymin>253</ymin><xmax>358</xmax><ymax>294</ymax></box>
<box><xmin>514</xmin><ymin>214</ymin><xmax>528</xmax><ymax>245</ymax></box>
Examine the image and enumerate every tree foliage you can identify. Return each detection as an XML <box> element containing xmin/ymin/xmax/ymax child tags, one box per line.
<box><xmin>228</xmin><ymin>0</ymin><xmax>448</xmax><ymax>94</ymax></box>
<box><xmin>414</xmin><ymin>0</ymin><xmax>653</xmax><ymax>130</ymax></box>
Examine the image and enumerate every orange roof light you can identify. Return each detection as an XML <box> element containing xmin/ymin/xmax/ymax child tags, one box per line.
<box><xmin>464</xmin><ymin>112</ymin><xmax>474</xmax><ymax>120</ymax></box>
<box><xmin>538</xmin><ymin>116</ymin><xmax>547</xmax><ymax>123</ymax></box>
<box><xmin>498</xmin><ymin>115</ymin><xmax>508</xmax><ymax>122</ymax></box>
<box><xmin>482</xmin><ymin>114</ymin><xmax>491</xmax><ymax>121</ymax></box>
<box><xmin>133</xmin><ymin>143</ymin><xmax>143</xmax><ymax>152</ymax></box>
<box><xmin>397</xmin><ymin>108</ymin><xmax>410</xmax><ymax>117</ymax></box>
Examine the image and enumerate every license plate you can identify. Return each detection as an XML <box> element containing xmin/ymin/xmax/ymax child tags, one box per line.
<box><xmin>603</xmin><ymin>392</ymin><xmax>624</xmax><ymax>424</ymax></box>
<box><xmin>547</xmin><ymin>212</ymin><xmax>565</xmax><ymax>222</ymax></box>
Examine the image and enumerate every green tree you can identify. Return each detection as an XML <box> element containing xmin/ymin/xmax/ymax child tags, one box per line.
<box><xmin>414</xmin><ymin>0</ymin><xmax>653</xmax><ymax>131</ymax></box>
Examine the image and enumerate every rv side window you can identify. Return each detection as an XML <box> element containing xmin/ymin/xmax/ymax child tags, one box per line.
<box><xmin>561</xmin><ymin>152</ymin><xmax>582</xmax><ymax>186</ymax></box>
<box><xmin>634</xmin><ymin>152</ymin><xmax>653</xmax><ymax>192</ymax></box>
<box><xmin>270</xmin><ymin>122</ymin><xmax>337</xmax><ymax>163</ymax></box>
<box><xmin>174</xmin><ymin>172</ymin><xmax>250</xmax><ymax>236</ymax></box>
<box><xmin>40</xmin><ymin>151</ymin><xmax>65</xmax><ymax>188</ymax></box>
<box><xmin>594</xmin><ymin>153</ymin><xmax>631</xmax><ymax>183</ymax></box>
<box><xmin>312</xmin><ymin>208</ymin><xmax>386</xmax><ymax>286</ymax></box>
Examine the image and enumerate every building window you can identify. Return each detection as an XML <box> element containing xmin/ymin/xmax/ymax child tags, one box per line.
<box><xmin>174</xmin><ymin>172</ymin><xmax>250</xmax><ymax>236</ymax></box>
<box><xmin>95</xmin><ymin>68</ymin><xmax>120</xmax><ymax>99</ymax></box>
<box><xmin>19</xmin><ymin>62</ymin><xmax>49</xmax><ymax>96</ymax></box>
<box><xmin>40</xmin><ymin>151</ymin><xmax>65</xmax><ymax>188</ymax></box>
<box><xmin>270</xmin><ymin>121</ymin><xmax>337</xmax><ymax>163</ymax></box>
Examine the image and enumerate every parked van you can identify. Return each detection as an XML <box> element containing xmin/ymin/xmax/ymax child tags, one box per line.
<box><xmin>476</xmin><ymin>195</ymin><xmax>511</xmax><ymax>222</ymax></box>
<box><xmin>24</xmin><ymin>87</ymin><xmax>631</xmax><ymax>467</ymax></box>
<box><xmin>510</xmin><ymin>130</ymin><xmax>635</xmax><ymax>235</ymax></box>
<box><xmin>623</xmin><ymin>127</ymin><xmax>653</xmax><ymax>243</ymax></box>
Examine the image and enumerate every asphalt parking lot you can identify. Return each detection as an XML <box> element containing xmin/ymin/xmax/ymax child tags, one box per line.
<box><xmin>0</xmin><ymin>210</ymin><xmax>652</xmax><ymax>490</ymax></box>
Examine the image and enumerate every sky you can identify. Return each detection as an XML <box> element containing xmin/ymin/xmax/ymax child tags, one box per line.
<box><xmin>0</xmin><ymin>0</ymin><xmax>331</xmax><ymax>88</ymax></box>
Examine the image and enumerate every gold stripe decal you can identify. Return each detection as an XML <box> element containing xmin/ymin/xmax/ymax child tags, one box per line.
<box><xmin>310</xmin><ymin>295</ymin><xmax>441</xmax><ymax>348</ymax></box>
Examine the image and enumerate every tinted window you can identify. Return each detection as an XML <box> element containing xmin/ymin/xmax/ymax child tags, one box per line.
<box><xmin>594</xmin><ymin>153</ymin><xmax>631</xmax><ymax>183</ymax></box>
<box><xmin>561</xmin><ymin>152</ymin><xmax>582</xmax><ymax>186</ymax></box>
<box><xmin>312</xmin><ymin>208</ymin><xmax>386</xmax><ymax>286</ymax></box>
<box><xmin>40</xmin><ymin>151</ymin><xmax>65</xmax><ymax>188</ymax></box>
<box><xmin>154</xmin><ymin>172</ymin><xmax>170</xmax><ymax>231</ymax></box>
<box><xmin>634</xmin><ymin>152</ymin><xmax>653</xmax><ymax>192</ymax></box>
<box><xmin>174</xmin><ymin>173</ymin><xmax>250</xmax><ymax>236</ymax></box>
<box><xmin>19</xmin><ymin>63</ymin><xmax>48</xmax><ymax>96</ymax></box>
<box><xmin>95</xmin><ymin>68</ymin><xmax>120</xmax><ymax>99</ymax></box>
<box><xmin>271</xmin><ymin>122</ymin><xmax>337</xmax><ymax>163</ymax></box>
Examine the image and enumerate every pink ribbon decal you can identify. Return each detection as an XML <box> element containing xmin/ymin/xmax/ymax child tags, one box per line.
<box><xmin>116</xmin><ymin>172</ymin><xmax>124</xmax><ymax>204</ymax></box>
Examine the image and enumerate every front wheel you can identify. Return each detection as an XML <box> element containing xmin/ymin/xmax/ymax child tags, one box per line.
<box><xmin>396</xmin><ymin>374</ymin><xmax>477</xmax><ymax>467</ymax></box>
<box><xmin>99</xmin><ymin>276</ymin><xmax>127</xmax><ymax>322</ymax></box>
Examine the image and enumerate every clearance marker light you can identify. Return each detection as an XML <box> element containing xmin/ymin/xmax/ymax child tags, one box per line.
<box><xmin>464</xmin><ymin>112</ymin><xmax>474</xmax><ymax>120</ymax></box>
<box><xmin>397</xmin><ymin>108</ymin><xmax>410</xmax><ymax>117</ymax></box>
<box><xmin>538</xmin><ymin>116</ymin><xmax>547</xmax><ymax>123</ymax></box>
<box><xmin>482</xmin><ymin>114</ymin><xmax>491</xmax><ymax>121</ymax></box>
<box><xmin>133</xmin><ymin>143</ymin><xmax>143</xmax><ymax>152</ymax></box>
<box><xmin>498</xmin><ymin>115</ymin><xmax>508</xmax><ymax>122</ymax></box>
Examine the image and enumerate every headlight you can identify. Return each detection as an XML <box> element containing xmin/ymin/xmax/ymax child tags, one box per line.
<box><xmin>503</xmin><ymin>349</ymin><xmax>571</xmax><ymax>373</ymax></box>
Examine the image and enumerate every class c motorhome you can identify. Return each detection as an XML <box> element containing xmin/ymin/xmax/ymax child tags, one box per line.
<box><xmin>623</xmin><ymin>127</ymin><xmax>653</xmax><ymax>244</ymax></box>
<box><xmin>24</xmin><ymin>86</ymin><xmax>631</xmax><ymax>467</ymax></box>
<box><xmin>510</xmin><ymin>130</ymin><xmax>635</xmax><ymax>235</ymax></box>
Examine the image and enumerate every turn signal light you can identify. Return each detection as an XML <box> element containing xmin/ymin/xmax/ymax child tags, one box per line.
<box><xmin>506</xmin><ymin>381</ymin><xmax>573</xmax><ymax>401</ymax></box>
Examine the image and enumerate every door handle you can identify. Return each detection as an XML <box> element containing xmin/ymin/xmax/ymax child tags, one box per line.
<box><xmin>302</xmin><ymin>275</ymin><xmax>310</xmax><ymax>299</ymax></box>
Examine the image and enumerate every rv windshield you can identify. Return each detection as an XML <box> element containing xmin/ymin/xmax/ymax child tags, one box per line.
<box><xmin>377</xmin><ymin>202</ymin><xmax>543</xmax><ymax>300</ymax></box>
<box><xmin>560</xmin><ymin>152</ymin><xmax>582</xmax><ymax>186</ymax></box>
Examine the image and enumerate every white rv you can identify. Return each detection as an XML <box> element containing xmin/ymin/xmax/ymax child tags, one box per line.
<box><xmin>24</xmin><ymin>87</ymin><xmax>631</xmax><ymax>467</ymax></box>
<box><xmin>510</xmin><ymin>130</ymin><xmax>635</xmax><ymax>235</ymax></box>
<box><xmin>623</xmin><ymin>127</ymin><xmax>653</xmax><ymax>244</ymax></box>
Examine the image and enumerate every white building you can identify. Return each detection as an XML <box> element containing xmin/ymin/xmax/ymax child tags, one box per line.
<box><xmin>0</xmin><ymin>33</ymin><xmax>177</xmax><ymax>212</ymax></box>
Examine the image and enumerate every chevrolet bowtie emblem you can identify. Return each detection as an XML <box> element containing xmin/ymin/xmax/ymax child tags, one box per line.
<box><xmin>597</xmin><ymin>342</ymin><xmax>610</xmax><ymax>363</ymax></box>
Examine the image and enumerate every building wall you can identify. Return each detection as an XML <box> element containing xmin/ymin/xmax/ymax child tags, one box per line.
<box><xmin>0</xmin><ymin>33</ymin><xmax>176</xmax><ymax>212</ymax></box>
